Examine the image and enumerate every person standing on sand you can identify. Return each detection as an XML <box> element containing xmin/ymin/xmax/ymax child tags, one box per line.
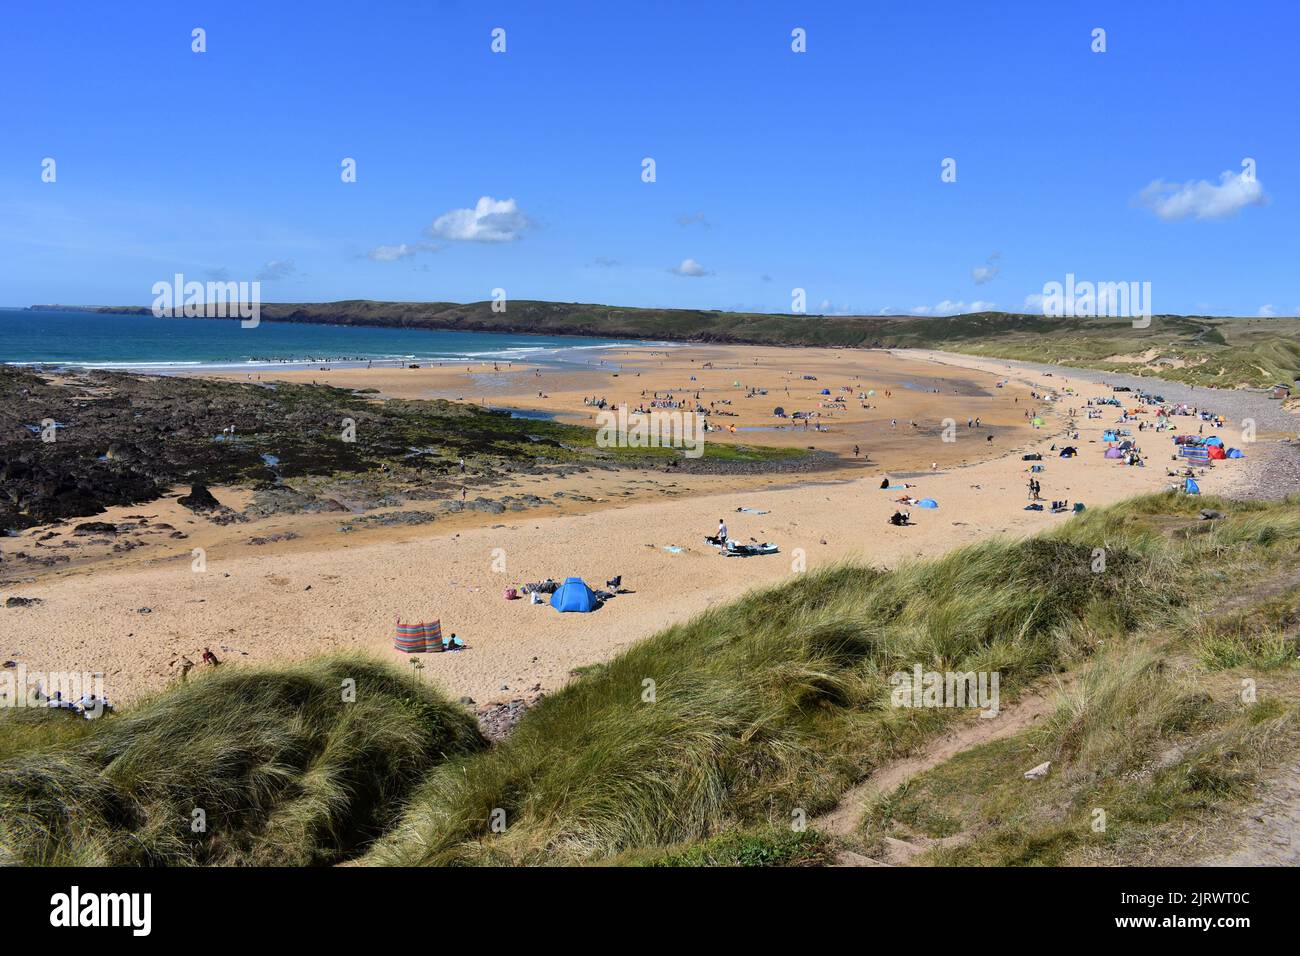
<box><xmin>717</xmin><ymin>518</ymin><xmax>728</xmax><ymax>544</ymax></box>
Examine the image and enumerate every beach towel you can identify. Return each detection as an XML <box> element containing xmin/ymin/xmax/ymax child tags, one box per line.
<box><xmin>723</xmin><ymin>541</ymin><xmax>780</xmax><ymax>556</ymax></box>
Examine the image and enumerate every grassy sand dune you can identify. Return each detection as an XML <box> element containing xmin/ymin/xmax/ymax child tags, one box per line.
<box><xmin>366</xmin><ymin>492</ymin><xmax>1297</xmax><ymax>865</ymax></box>
<box><xmin>3</xmin><ymin>494</ymin><xmax>1296</xmax><ymax>866</ymax></box>
<box><xmin>0</xmin><ymin>655</ymin><xmax>485</xmax><ymax>866</ymax></box>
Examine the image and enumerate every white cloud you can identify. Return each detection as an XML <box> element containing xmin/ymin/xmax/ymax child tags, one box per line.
<box><xmin>1137</xmin><ymin>170</ymin><xmax>1266</xmax><ymax>221</ymax></box>
<box><xmin>1258</xmin><ymin>304</ymin><xmax>1277</xmax><ymax>318</ymax></box>
<box><xmin>256</xmin><ymin>259</ymin><xmax>297</xmax><ymax>280</ymax></box>
<box><xmin>367</xmin><ymin>242</ymin><xmax>438</xmax><ymax>262</ymax></box>
<box><xmin>910</xmin><ymin>299</ymin><xmax>995</xmax><ymax>316</ymax></box>
<box><xmin>817</xmin><ymin>299</ymin><xmax>855</xmax><ymax>315</ymax></box>
<box><xmin>676</xmin><ymin>211</ymin><xmax>712</xmax><ymax>228</ymax></box>
<box><xmin>972</xmin><ymin>252</ymin><xmax>1001</xmax><ymax>285</ymax></box>
<box><xmin>670</xmin><ymin>258</ymin><xmax>712</xmax><ymax>277</ymax></box>
<box><xmin>589</xmin><ymin>256</ymin><xmax>620</xmax><ymax>268</ymax></box>
<box><xmin>427</xmin><ymin>196</ymin><xmax>530</xmax><ymax>242</ymax></box>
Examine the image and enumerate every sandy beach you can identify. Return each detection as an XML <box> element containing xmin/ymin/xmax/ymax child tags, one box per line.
<box><xmin>2</xmin><ymin>346</ymin><xmax>1291</xmax><ymax>709</ymax></box>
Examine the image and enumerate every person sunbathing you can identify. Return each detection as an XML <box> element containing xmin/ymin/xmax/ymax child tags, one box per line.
<box><xmin>888</xmin><ymin>511</ymin><xmax>911</xmax><ymax>526</ymax></box>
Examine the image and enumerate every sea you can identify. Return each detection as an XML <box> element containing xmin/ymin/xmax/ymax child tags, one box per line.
<box><xmin>0</xmin><ymin>307</ymin><xmax>644</xmax><ymax>372</ymax></box>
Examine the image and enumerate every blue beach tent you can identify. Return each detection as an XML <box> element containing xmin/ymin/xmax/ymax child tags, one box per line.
<box><xmin>1204</xmin><ymin>437</ymin><xmax>1224</xmax><ymax>447</ymax></box>
<box><xmin>1184</xmin><ymin>478</ymin><xmax>1200</xmax><ymax>495</ymax></box>
<box><xmin>1227</xmin><ymin>448</ymin><xmax>1245</xmax><ymax>459</ymax></box>
<box><xmin>916</xmin><ymin>498</ymin><xmax>939</xmax><ymax>509</ymax></box>
<box><xmin>551</xmin><ymin>577</ymin><xmax>599</xmax><ymax>613</ymax></box>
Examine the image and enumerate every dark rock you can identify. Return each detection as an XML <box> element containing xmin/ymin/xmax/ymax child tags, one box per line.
<box><xmin>73</xmin><ymin>521</ymin><xmax>118</xmax><ymax>535</ymax></box>
<box><xmin>178</xmin><ymin>484</ymin><xmax>221</xmax><ymax>512</ymax></box>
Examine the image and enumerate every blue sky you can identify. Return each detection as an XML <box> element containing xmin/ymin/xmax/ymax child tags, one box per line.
<box><xmin>1</xmin><ymin>0</ymin><xmax>1296</xmax><ymax>316</ymax></box>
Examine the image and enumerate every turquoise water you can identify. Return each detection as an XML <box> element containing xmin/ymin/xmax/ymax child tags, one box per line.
<box><xmin>0</xmin><ymin>308</ymin><xmax>638</xmax><ymax>371</ymax></box>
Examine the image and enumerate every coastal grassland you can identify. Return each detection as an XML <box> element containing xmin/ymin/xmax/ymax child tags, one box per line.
<box><xmin>855</xmin><ymin>502</ymin><xmax>1300</xmax><ymax>866</ymax></box>
<box><xmin>0</xmin><ymin>655</ymin><xmax>485</xmax><ymax>865</ymax></box>
<box><xmin>73</xmin><ymin>302</ymin><xmax>1300</xmax><ymax>389</ymax></box>
<box><xmin>857</xmin><ymin>652</ymin><xmax>1297</xmax><ymax>866</ymax></box>
<box><xmin>3</xmin><ymin>494</ymin><xmax>1294</xmax><ymax>867</ymax></box>
<box><xmin>365</xmin><ymin>493</ymin><xmax>1299</xmax><ymax>866</ymax></box>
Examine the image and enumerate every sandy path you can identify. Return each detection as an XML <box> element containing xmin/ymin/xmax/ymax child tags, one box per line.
<box><xmin>0</xmin><ymin>352</ymin><xmax>1248</xmax><ymax>707</ymax></box>
<box><xmin>815</xmin><ymin>679</ymin><xmax>1067</xmax><ymax>845</ymax></box>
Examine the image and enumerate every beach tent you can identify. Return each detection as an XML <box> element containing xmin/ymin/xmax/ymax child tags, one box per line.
<box><xmin>916</xmin><ymin>498</ymin><xmax>939</xmax><ymax>509</ymax></box>
<box><xmin>1204</xmin><ymin>437</ymin><xmax>1224</xmax><ymax>447</ymax></box>
<box><xmin>867</xmin><ymin>389</ymin><xmax>876</xmax><ymax>397</ymax></box>
<box><xmin>1104</xmin><ymin>447</ymin><xmax>1124</xmax><ymax>459</ymax></box>
<box><xmin>1207</xmin><ymin>445</ymin><xmax>1227</xmax><ymax>460</ymax></box>
<box><xmin>773</xmin><ymin>406</ymin><xmax>786</xmax><ymax>417</ymax></box>
<box><xmin>1227</xmin><ymin>448</ymin><xmax>1245</xmax><ymax>459</ymax></box>
<box><xmin>820</xmin><ymin>388</ymin><xmax>831</xmax><ymax>395</ymax></box>
<box><xmin>1102</xmin><ymin>430</ymin><xmax>1118</xmax><ymax>442</ymax></box>
<box><xmin>551</xmin><ymin>577</ymin><xmax>599</xmax><ymax>613</ymax></box>
<box><xmin>1032</xmin><ymin>417</ymin><xmax>1045</xmax><ymax>427</ymax></box>
<box><xmin>1184</xmin><ymin>478</ymin><xmax>1201</xmax><ymax>495</ymax></box>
